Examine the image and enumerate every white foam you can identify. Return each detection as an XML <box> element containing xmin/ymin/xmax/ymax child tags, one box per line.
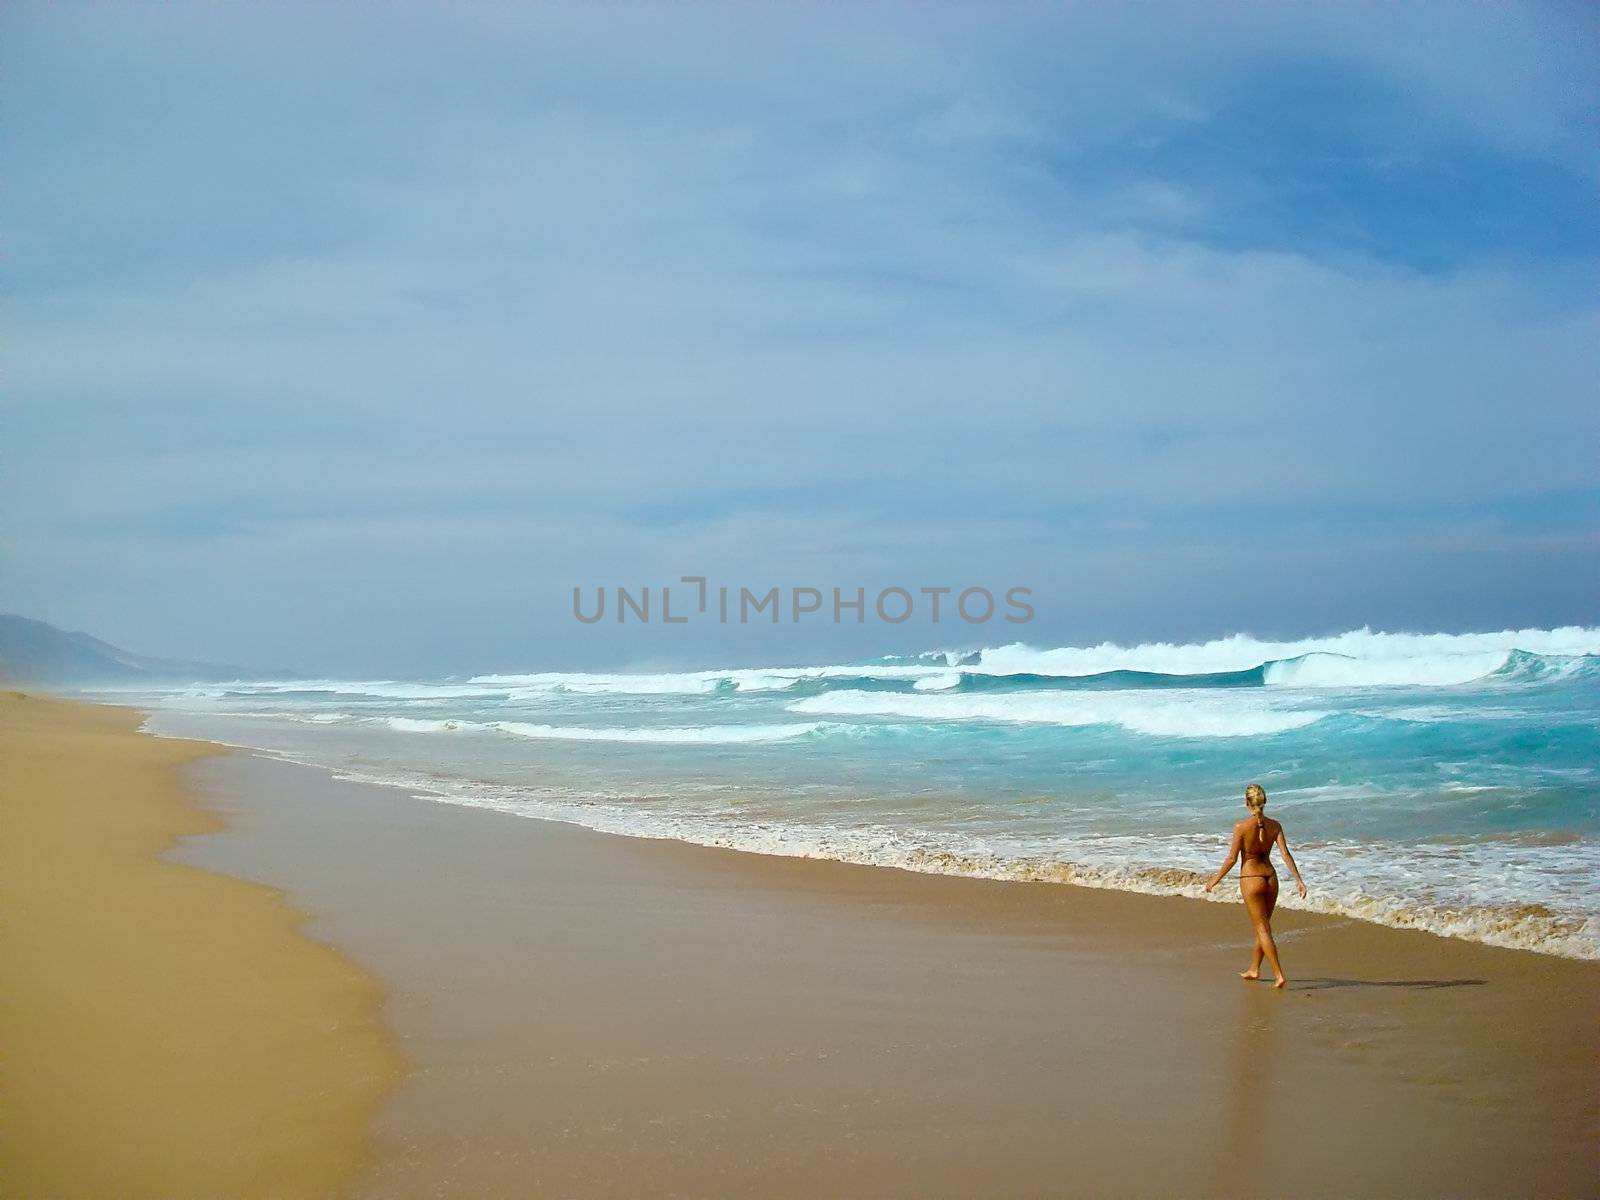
<box><xmin>450</xmin><ymin>625</ymin><xmax>1600</xmax><ymax>694</ymax></box>
<box><xmin>385</xmin><ymin>717</ymin><xmax>464</xmax><ymax>733</ymax></box>
<box><xmin>208</xmin><ymin>679</ymin><xmax>514</xmax><ymax>700</ymax></box>
<box><xmin>1263</xmin><ymin>650</ymin><xmax>1511</xmax><ymax>688</ymax></box>
<box><xmin>966</xmin><ymin>625</ymin><xmax>1600</xmax><ymax>684</ymax></box>
<box><xmin>787</xmin><ymin>689</ymin><xmax>1327</xmax><ymax>738</ymax></box>
<box><xmin>490</xmin><ymin>721</ymin><xmax>823</xmax><ymax>745</ymax></box>
<box><xmin>372</xmin><ymin>715</ymin><xmax>828</xmax><ymax>744</ymax></box>
<box><xmin>730</xmin><ymin>673</ymin><xmax>803</xmax><ymax>692</ymax></box>
<box><xmin>503</xmin><ymin>672</ymin><xmax>723</xmax><ymax>695</ymax></box>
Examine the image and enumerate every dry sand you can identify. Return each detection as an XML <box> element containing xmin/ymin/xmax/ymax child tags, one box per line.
<box><xmin>0</xmin><ymin>693</ymin><xmax>401</xmax><ymax>1199</ymax></box>
<box><xmin>181</xmin><ymin>752</ymin><xmax>1599</xmax><ymax>1199</ymax></box>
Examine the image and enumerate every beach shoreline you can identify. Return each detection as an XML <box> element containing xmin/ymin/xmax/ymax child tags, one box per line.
<box><xmin>5</xmin><ymin>691</ymin><xmax>1597</xmax><ymax>1197</ymax></box>
<box><xmin>133</xmin><ymin>649</ymin><xmax>1600</xmax><ymax>966</ymax></box>
<box><xmin>182</xmin><ymin>735</ymin><xmax>1599</xmax><ymax>1198</ymax></box>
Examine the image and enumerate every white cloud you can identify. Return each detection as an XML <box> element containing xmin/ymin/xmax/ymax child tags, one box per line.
<box><xmin>3</xmin><ymin>1</ymin><xmax>1595</xmax><ymax>670</ymax></box>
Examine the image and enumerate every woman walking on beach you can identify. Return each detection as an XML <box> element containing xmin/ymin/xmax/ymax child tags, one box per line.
<box><xmin>1204</xmin><ymin>784</ymin><xmax>1307</xmax><ymax>988</ymax></box>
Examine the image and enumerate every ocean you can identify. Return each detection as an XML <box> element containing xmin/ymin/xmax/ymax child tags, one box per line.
<box><xmin>112</xmin><ymin>625</ymin><xmax>1600</xmax><ymax>959</ymax></box>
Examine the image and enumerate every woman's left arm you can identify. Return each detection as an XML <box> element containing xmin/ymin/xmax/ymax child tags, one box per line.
<box><xmin>1203</xmin><ymin>827</ymin><xmax>1242</xmax><ymax>893</ymax></box>
<box><xmin>1277</xmin><ymin>827</ymin><xmax>1308</xmax><ymax>899</ymax></box>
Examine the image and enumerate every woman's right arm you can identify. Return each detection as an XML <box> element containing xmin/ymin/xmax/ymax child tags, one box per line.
<box><xmin>1203</xmin><ymin>826</ymin><xmax>1243</xmax><ymax>893</ymax></box>
<box><xmin>1277</xmin><ymin>827</ymin><xmax>1308</xmax><ymax>899</ymax></box>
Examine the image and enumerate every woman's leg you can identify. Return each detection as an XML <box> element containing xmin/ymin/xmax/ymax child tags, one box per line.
<box><xmin>1240</xmin><ymin>879</ymin><xmax>1271</xmax><ymax>978</ymax></box>
<box><xmin>1241</xmin><ymin>936</ymin><xmax>1265</xmax><ymax>980</ymax></box>
<box><xmin>1240</xmin><ymin>876</ymin><xmax>1286</xmax><ymax>987</ymax></box>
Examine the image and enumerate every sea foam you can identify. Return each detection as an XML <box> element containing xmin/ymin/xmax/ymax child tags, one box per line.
<box><xmin>787</xmin><ymin>689</ymin><xmax>1327</xmax><ymax>737</ymax></box>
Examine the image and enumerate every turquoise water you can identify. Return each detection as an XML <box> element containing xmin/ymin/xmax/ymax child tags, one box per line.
<box><xmin>119</xmin><ymin>626</ymin><xmax>1600</xmax><ymax>958</ymax></box>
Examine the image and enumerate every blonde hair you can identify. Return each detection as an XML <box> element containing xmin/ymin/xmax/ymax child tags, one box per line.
<box><xmin>1245</xmin><ymin>783</ymin><xmax>1267</xmax><ymax>811</ymax></box>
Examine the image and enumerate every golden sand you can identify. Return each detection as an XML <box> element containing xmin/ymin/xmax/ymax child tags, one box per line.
<box><xmin>0</xmin><ymin>692</ymin><xmax>401</xmax><ymax>1199</ymax></box>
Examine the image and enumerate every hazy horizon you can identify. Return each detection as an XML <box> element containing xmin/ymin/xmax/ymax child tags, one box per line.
<box><xmin>5</xmin><ymin>3</ymin><xmax>1596</xmax><ymax>675</ymax></box>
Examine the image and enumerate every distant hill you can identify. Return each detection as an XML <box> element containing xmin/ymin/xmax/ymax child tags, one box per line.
<box><xmin>0</xmin><ymin>615</ymin><xmax>279</xmax><ymax>685</ymax></box>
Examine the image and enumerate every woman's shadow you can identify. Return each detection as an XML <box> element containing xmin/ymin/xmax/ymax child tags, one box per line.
<box><xmin>1289</xmin><ymin>976</ymin><xmax>1486</xmax><ymax>991</ymax></box>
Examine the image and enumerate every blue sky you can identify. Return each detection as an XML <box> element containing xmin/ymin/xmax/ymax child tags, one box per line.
<box><xmin>3</xmin><ymin>2</ymin><xmax>1596</xmax><ymax>674</ymax></box>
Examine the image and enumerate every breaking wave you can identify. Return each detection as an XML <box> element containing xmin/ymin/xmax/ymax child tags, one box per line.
<box><xmin>187</xmin><ymin>627</ymin><xmax>1600</xmax><ymax>703</ymax></box>
<box><xmin>463</xmin><ymin>626</ymin><xmax>1599</xmax><ymax>696</ymax></box>
<box><xmin>383</xmin><ymin>716</ymin><xmax>830</xmax><ymax>744</ymax></box>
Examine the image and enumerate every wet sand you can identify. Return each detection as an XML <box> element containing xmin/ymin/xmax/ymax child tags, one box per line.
<box><xmin>0</xmin><ymin>694</ymin><xmax>401</xmax><ymax>1199</ymax></box>
<box><xmin>176</xmin><ymin>750</ymin><xmax>1598</xmax><ymax>1199</ymax></box>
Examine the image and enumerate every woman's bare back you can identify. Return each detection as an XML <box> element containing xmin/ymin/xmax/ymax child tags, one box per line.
<box><xmin>1236</xmin><ymin>816</ymin><xmax>1280</xmax><ymax>877</ymax></box>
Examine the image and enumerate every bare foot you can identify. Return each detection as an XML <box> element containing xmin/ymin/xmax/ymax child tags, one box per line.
<box><xmin>1273</xmin><ymin>977</ymin><xmax>1287</xmax><ymax>990</ymax></box>
<box><xmin>1239</xmin><ymin>970</ymin><xmax>1259</xmax><ymax>980</ymax></box>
